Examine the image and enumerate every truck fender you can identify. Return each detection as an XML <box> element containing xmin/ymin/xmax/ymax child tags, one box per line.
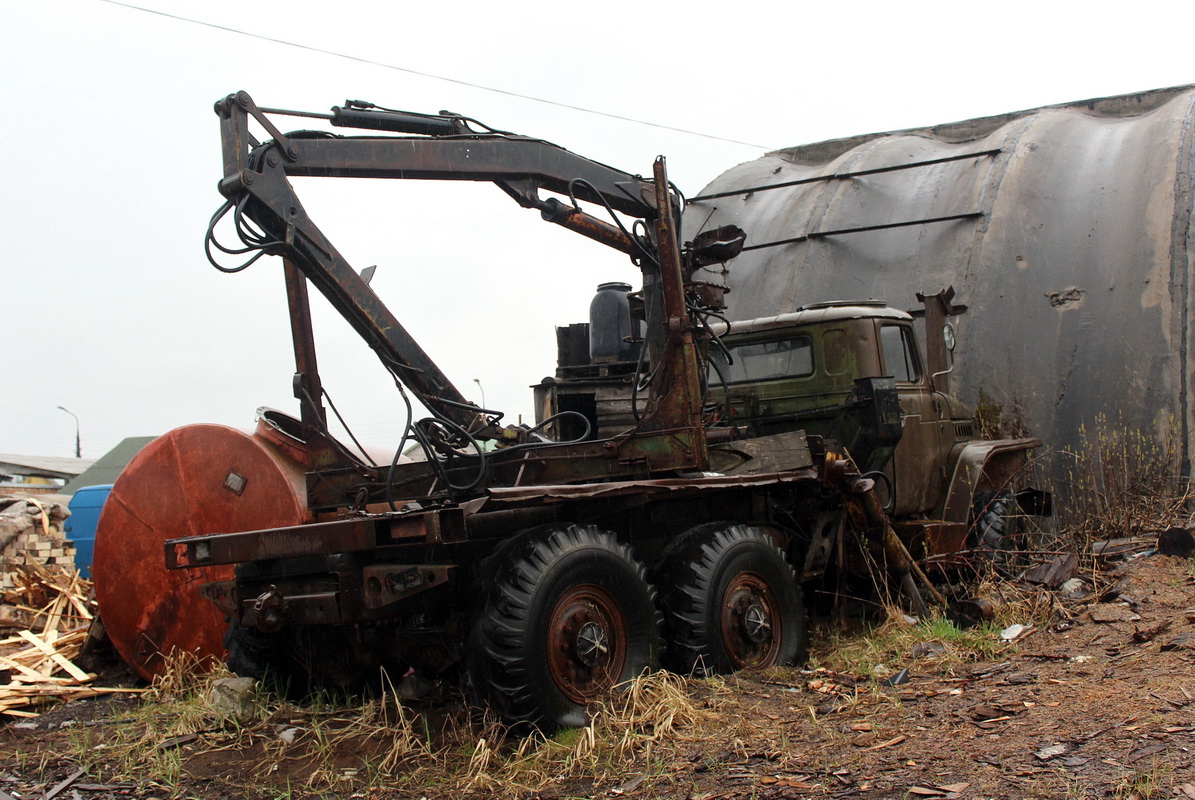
<box><xmin>938</xmin><ymin>438</ymin><xmax>1043</xmax><ymax>523</ymax></box>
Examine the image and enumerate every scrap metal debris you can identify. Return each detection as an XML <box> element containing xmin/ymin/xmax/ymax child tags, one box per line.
<box><xmin>1021</xmin><ymin>553</ymin><xmax>1079</xmax><ymax>588</ymax></box>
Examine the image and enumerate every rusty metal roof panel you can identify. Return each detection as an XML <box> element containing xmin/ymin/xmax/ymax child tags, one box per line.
<box><xmin>687</xmin><ymin>84</ymin><xmax>1195</xmax><ymax>474</ymax></box>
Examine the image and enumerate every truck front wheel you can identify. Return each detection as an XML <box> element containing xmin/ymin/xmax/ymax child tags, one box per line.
<box><xmin>971</xmin><ymin>490</ymin><xmax>1028</xmax><ymax>572</ymax></box>
<box><xmin>656</xmin><ymin>524</ymin><xmax>807</xmax><ymax>676</ymax></box>
<box><xmin>468</xmin><ymin>524</ymin><xmax>661</xmax><ymax>729</ymax></box>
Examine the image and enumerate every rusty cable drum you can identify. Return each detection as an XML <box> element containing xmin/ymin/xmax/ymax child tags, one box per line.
<box><xmin>93</xmin><ymin>422</ymin><xmax>309</xmax><ymax>680</ymax></box>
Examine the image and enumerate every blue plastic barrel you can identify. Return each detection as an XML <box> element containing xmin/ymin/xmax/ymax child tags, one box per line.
<box><xmin>64</xmin><ymin>484</ymin><xmax>113</xmax><ymax>578</ymax></box>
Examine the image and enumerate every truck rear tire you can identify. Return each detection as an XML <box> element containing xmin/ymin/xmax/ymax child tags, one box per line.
<box><xmin>468</xmin><ymin>524</ymin><xmax>661</xmax><ymax>729</ymax></box>
<box><xmin>655</xmin><ymin>524</ymin><xmax>806</xmax><ymax>676</ymax></box>
<box><xmin>224</xmin><ymin>618</ymin><xmax>271</xmax><ymax>679</ymax></box>
<box><xmin>226</xmin><ymin>621</ymin><xmax>388</xmax><ymax>694</ymax></box>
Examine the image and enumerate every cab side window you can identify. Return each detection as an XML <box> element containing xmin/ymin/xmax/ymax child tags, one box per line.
<box><xmin>879</xmin><ymin>324</ymin><xmax>920</xmax><ymax>383</ymax></box>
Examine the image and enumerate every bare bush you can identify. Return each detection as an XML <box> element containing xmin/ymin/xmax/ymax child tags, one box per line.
<box><xmin>1055</xmin><ymin>413</ymin><xmax>1192</xmax><ymax>541</ymax></box>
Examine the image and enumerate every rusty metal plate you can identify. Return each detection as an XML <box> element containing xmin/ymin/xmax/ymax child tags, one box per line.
<box><xmin>893</xmin><ymin>519</ymin><xmax>970</xmax><ymax>570</ymax></box>
<box><xmin>93</xmin><ymin>423</ymin><xmax>308</xmax><ymax>680</ymax></box>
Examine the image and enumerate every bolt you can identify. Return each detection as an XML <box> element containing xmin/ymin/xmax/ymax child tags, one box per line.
<box><xmin>267</xmin><ymin>154</ymin><xmax>280</xmax><ymax>167</ymax></box>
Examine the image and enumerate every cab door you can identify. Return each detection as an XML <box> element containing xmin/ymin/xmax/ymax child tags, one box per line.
<box><xmin>879</xmin><ymin>322</ymin><xmax>951</xmax><ymax>516</ymax></box>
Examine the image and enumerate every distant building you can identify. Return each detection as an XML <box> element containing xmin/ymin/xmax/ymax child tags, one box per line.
<box><xmin>0</xmin><ymin>454</ymin><xmax>94</xmax><ymax>497</ymax></box>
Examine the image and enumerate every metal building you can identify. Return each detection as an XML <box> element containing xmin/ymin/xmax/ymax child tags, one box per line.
<box><xmin>686</xmin><ymin>84</ymin><xmax>1195</xmax><ymax>478</ymax></box>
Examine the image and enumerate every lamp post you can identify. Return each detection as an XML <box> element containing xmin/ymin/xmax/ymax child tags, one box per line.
<box><xmin>57</xmin><ymin>406</ymin><xmax>81</xmax><ymax>458</ymax></box>
<box><xmin>473</xmin><ymin>378</ymin><xmax>486</xmax><ymax>410</ymax></box>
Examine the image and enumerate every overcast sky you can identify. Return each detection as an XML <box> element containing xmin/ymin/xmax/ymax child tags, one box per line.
<box><xmin>4</xmin><ymin>0</ymin><xmax>1194</xmax><ymax>461</ymax></box>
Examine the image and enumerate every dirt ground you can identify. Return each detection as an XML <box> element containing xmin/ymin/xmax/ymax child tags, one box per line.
<box><xmin>2</xmin><ymin>552</ymin><xmax>1194</xmax><ymax>800</ymax></box>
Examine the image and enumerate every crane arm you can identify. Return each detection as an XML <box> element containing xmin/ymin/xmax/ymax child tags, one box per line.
<box><xmin>212</xmin><ymin>91</ymin><xmax>669</xmax><ymax>435</ymax></box>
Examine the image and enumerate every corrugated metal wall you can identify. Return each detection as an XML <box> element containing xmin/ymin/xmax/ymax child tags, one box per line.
<box><xmin>687</xmin><ymin>85</ymin><xmax>1195</xmax><ymax>475</ymax></box>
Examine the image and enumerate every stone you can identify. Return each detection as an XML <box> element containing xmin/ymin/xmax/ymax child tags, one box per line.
<box><xmin>1158</xmin><ymin>527</ymin><xmax>1195</xmax><ymax>558</ymax></box>
<box><xmin>1058</xmin><ymin>578</ymin><xmax>1090</xmax><ymax>600</ymax></box>
<box><xmin>206</xmin><ymin>677</ymin><xmax>258</xmax><ymax>721</ymax></box>
<box><xmin>910</xmin><ymin>642</ymin><xmax>947</xmax><ymax>659</ymax></box>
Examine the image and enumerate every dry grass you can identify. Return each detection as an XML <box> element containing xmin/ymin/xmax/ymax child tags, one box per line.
<box><xmin>66</xmin><ymin>651</ymin><xmax>238</xmax><ymax>791</ymax></box>
<box><xmin>63</xmin><ymin>661</ymin><xmax>719</xmax><ymax>799</ymax></box>
<box><xmin>455</xmin><ymin>670</ymin><xmax>717</xmax><ymax>796</ymax></box>
<box><xmin>1056</xmin><ymin>413</ymin><xmax>1193</xmax><ymax>542</ymax></box>
<box><xmin>810</xmin><ymin>608</ymin><xmax>1003</xmax><ymax>680</ymax></box>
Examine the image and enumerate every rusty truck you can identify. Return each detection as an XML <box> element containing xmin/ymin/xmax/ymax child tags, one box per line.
<box><xmin>91</xmin><ymin>92</ymin><xmax>1048</xmax><ymax>729</ymax></box>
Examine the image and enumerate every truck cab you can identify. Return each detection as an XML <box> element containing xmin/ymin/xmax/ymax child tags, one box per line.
<box><xmin>708</xmin><ymin>301</ymin><xmax>973</xmax><ymax>518</ymax></box>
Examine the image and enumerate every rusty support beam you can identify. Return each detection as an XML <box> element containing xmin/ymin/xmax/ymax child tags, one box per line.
<box><xmin>633</xmin><ymin>158</ymin><xmax>707</xmax><ymax>471</ymax></box>
<box><xmin>283</xmin><ymin>258</ymin><xmax>327</xmax><ymax>441</ymax></box>
<box><xmin>827</xmin><ymin>455</ymin><xmax>948</xmax><ymax>609</ymax></box>
<box><xmin>914</xmin><ymin>287</ymin><xmax>968</xmax><ymax>394</ymax></box>
<box><xmin>165</xmin><ymin>509</ymin><xmax>464</xmax><ymax>569</ymax></box>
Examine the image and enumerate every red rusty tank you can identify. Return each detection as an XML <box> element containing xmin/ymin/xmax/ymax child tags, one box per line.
<box><xmin>93</xmin><ymin>415</ymin><xmax>310</xmax><ymax>680</ymax></box>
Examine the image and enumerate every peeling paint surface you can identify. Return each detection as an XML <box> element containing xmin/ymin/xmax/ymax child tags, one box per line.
<box><xmin>1045</xmin><ymin>287</ymin><xmax>1087</xmax><ymax>309</ymax></box>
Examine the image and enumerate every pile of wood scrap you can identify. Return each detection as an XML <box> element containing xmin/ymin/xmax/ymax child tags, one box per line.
<box><xmin>1</xmin><ymin>563</ymin><xmax>141</xmax><ymax>717</ymax></box>
<box><xmin>0</xmin><ymin>497</ymin><xmax>76</xmax><ymax>591</ymax></box>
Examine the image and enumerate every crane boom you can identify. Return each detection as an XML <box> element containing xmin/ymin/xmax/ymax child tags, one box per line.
<box><xmin>209</xmin><ymin>91</ymin><xmax>720</xmax><ymax>510</ymax></box>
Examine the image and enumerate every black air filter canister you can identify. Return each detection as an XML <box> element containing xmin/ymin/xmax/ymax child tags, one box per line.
<box><xmin>588</xmin><ymin>282</ymin><xmax>638</xmax><ymax>363</ymax></box>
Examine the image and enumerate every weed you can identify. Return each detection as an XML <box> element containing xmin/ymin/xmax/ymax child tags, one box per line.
<box><xmin>1113</xmin><ymin>758</ymin><xmax>1171</xmax><ymax>799</ymax></box>
<box><xmin>1057</xmin><ymin>413</ymin><xmax>1192</xmax><ymax>541</ymax></box>
<box><xmin>551</xmin><ymin>726</ymin><xmax>583</xmax><ymax>749</ymax></box>
<box><xmin>811</xmin><ymin>610</ymin><xmax>1000</xmax><ymax>679</ymax></box>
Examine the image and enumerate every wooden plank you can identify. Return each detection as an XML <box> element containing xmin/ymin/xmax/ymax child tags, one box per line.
<box><xmin>15</xmin><ymin>630</ymin><xmax>91</xmax><ymax>682</ymax></box>
<box><xmin>4</xmin><ymin>685</ymin><xmax>143</xmax><ymax>698</ymax></box>
<box><xmin>44</xmin><ymin>767</ymin><xmax>86</xmax><ymax>800</ymax></box>
<box><xmin>0</xmin><ymin>708</ymin><xmax>40</xmax><ymax>718</ymax></box>
<box><xmin>64</xmin><ymin>590</ymin><xmax>93</xmax><ymax>620</ymax></box>
<box><xmin>0</xmin><ymin>654</ymin><xmax>70</xmax><ymax>683</ymax></box>
<box><xmin>42</xmin><ymin>593</ymin><xmax>66</xmax><ymax>638</ymax></box>
<box><xmin>10</xmin><ymin>674</ymin><xmax>74</xmax><ymax>685</ymax></box>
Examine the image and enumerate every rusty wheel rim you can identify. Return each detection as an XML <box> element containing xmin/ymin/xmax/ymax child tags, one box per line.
<box><xmin>720</xmin><ymin>572</ymin><xmax>782</xmax><ymax>670</ymax></box>
<box><xmin>546</xmin><ymin>584</ymin><xmax>627</xmax><ymax>705</ymax></box>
